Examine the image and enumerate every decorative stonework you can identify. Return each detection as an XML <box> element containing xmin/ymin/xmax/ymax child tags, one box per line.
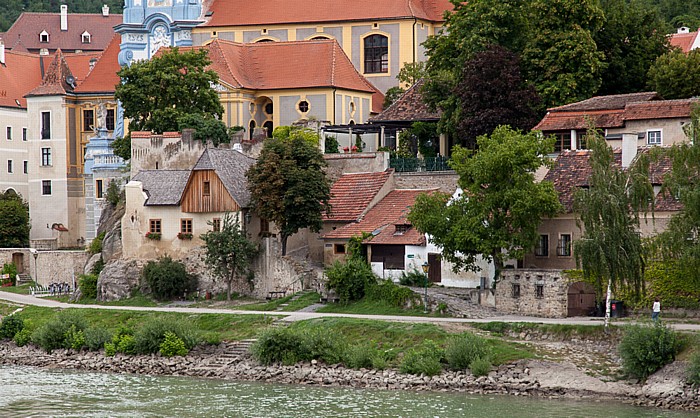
<box><xmin>496</xmin><ymin>269</ymin><xmax>569</xmax><ymax>318</ymax></box>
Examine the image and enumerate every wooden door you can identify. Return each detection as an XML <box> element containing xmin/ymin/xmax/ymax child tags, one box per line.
<box><xmin>428</xmin><ymin>253</ymin><xmax>441</xmax><ymax>283</ymax></box>
<box><xmin>567</xmin><ymin>282</ymin><xmax>596</xmax><ymax>317</ymax></box>
<box><xmin>12</xmin><ymin>253</ymin><xmax>24</xmax><ymax>273</ymax></box>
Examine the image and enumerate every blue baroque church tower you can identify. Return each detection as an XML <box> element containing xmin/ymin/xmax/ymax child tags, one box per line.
<box><xmin>115</xmin><ymin>0</ymin><xmax>202</xmax><ymax>66</ymax></box>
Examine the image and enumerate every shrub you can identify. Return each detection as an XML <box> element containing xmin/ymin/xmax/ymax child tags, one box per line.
<box><xmin>104</xmin><ymin>342</ymin><xmax>117</xmax><ymax>357</ymax></box>
<box><xmin>251</xmin><ymin>327</ymin><xmax>306</xmax><ymax>366</ymax></box>
<box><xmin>84</xmin><ymin>326</ymin><xmax>112</xmax><ymax>351</ymax></box>
<box><xmin>344</xmin><ymin>343</ymin><xmax>388</xmax><ymax>370</ymax></box>
<box><xmin>399</xmin><ymin>340</ymin><xmax>443</xmax><ymax>376</ymax></box>
<box><xmin>0</xmin><ymin>314</ymin><xmax>24</xmax><ymax>340</ymax></box>
<box><xmin>445</xmin><ymin>333</ymin><xmax>490</xmax><ymax>371</ymax></box>
<box><xmin>399</xmin><ymin>269</ymin><xmax>428</xmax><ymax>287</ymax></box>
<box><xmin>133</xmin><ymin>316</ymin><xmax>199</xmax><ymax>354</ymax></box>
<box><xmin>324</xmin><ymin>136</ymin><xmax>339</xmax><ymax>154</ymax></box>
<box><xmin>303</xmin><ymin>329</ymin><xmax>347</xmax><ymax>364</ymax></box>
<box><xmin>116</xmin><ymin>334</ymin><xmax>136</xmax><ymax>354</ymax></box>
<box><xmin>687</xmin><ymin>352</ymin><xmax>700</xmax><ymax>387</ymax></box>
<box><xmin>469</xmin><ymin>357</ymin><xmax>492</xmax><ymax>377</ymax></box>
<box><xmin>160</xmin><ymin>332</ymin><xmax>189</xmax><ymax>357</ymax></box>
<box><xmin>32</xmin><ymin>310</ymin><xmax>87</xmax><ymax>353</ymax></box>
<box><xmin>64</xmin><ymin>325</ymin><xmax>86</xmax><ymax>350</ymax></box>
<box><xmin>88</xmin><ymin>232</ymin><xmax>105</xmax><ymax>255</ymax></box>
<box><xmin>79</xmin><ymin>274</ymin><xmax>99</xmax><ymax>300</ymax></box>
<box><xmin>326</xmin><ymin>258</ymin><xmax>376</xmax><ymax>302</ymax></box>
<box><xmin>1</xmin><ymin>263</ymin><xmax>18</xmax><ymax>286</ymax></box>
<box><xmin>619</xmin><ymin>323</ymin><xmax>682</xmax><ymax>379</ymax></box>
<box><xmin>365</xmin><ymin>279</ymin><xmax>421</xmax><ymax>308</ymax></box>
<box><xmin>142</xmin><ymin>256</ymin><xmax>197</xmax><ymax>301</ymax></box>
<box><xmin>14</xmin><ymin>328</ymin><xmax>32</xmax><ymax>346</ymax></box>
<box><xmin>105</xmin><ymin>180</ymin><xmax>122</xmax><ymax>207</ymax></box>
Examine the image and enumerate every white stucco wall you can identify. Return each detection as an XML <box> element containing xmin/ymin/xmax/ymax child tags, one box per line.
<box><xmin>0</xmin><ymin>107</ymin><xmax>30</xmax><ymax>199</ymax></box>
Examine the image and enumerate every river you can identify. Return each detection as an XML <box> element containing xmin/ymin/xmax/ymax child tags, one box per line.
<box><xmin>0</xmin><ymin>365</ymin><xmax>695</xmax><ymax>418</ymax></box>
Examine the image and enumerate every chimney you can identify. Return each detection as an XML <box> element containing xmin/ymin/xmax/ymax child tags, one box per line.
<box><xmin>678</xmin><ymin>27</ymin><xmax>690</xmax><ymax>34</ymax></box>
<box><xmin>0</xmin><ymin>39</ymin><xmax>5</xmax><ymax>66</ymax></box>
<box><xmin>60</xmin><ymin>5</ymin><xmax>68</xmax><ymax>31</ymax></box>
<box><xmin>102</xmin><ymin>5</ymin><xmax>109</xmax><ymax>17</ymax></box>
<box><xmin>621</xmin><ymin>133</ymin><xmax>638</xmax><ymax>168</ymax></box>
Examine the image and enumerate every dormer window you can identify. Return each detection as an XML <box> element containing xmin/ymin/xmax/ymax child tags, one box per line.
<box><xmin>40</xmin><ymin>30</ymin><xmax>49</xmax><ymax>43</ymax></box>
<box><xmin>82</xmin><ymin>31</ymin><xmax>91</xmax><ymax>44</ymax></box>
<box><xmin>394</xmin><ymin>224</ymin><xmax>412</xmax><ymax>235</ymax></box>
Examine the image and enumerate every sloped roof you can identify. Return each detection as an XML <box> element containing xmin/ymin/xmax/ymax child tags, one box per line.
<box><xmin>194</xmin><ymin>39</ymin><xmax>376</xmax><ymax>93</ymax></box>
<box><xmin>670</xmin><ymin>30</ymin><xmax>699</xmax><ymax>53</ymax></box>
<box><xmin>544</xmin><ymin>148</ymin><xmax>681</xmax><ymax>213</ymax></box>
<box><xmin>322</xmin><ymin>189</ymin><xmax>431</xmax><ymax>243</ymax></box>
<box><xmin>370</xmin><ymin>79</ymin><xmax>440</xmax><ymax>123</ymax></box>
<box><xmin>534</xmin><ymin>110</ymin><xmax>626</xmax><ymax>131</ymax></box>
<box><xmin>3</xmin><ymin>12</ymin><xmax>121</xmax><ymax>52</ymax></box>
<box><xmin>0</xmin><ymin>51</ymin><xmax>43</xmax><ymax>108</ymax></box>
<box><xmin>192</xmin><ymin>148</ymin><xmax>256</xmax><ymax>207</ymax></box>
<box><xmin>547</xmin><ymin>92</ymin><xmax>659</xmax><ymax>112</ymax></box>
<box><xmin>132</xmin><ymin>170</ymin><xmax>191</xmax><ymax>206</ymax></box>
<box><xmin>202</xmin><ymin>0</ymin><xmax>452</xmax><ymax>27</ymax></box>
<box><xmin>63</xmin><ymin>51</ymin><xmax>103</xmax><ymax>85</ymax></box>
<box><xmin>25</xmin><ymin>50</ymin><xmax>75</xmax><ymax>97</ymax></box>
<box><xmin>623</xmin><ymin>99</ymin><xmax>698</xmax><ymax>121</ymax></box>
<box><xmin>324</xmin><ymin>170</ymin><xmax>392</xmax><ymax>222</ymax></box>
<box><xmin>74</xmin><ymin>34</ymin><xmax>121</xmax><ymax>94</ymax></box>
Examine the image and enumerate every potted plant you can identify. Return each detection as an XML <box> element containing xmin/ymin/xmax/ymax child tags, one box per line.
<box><xmin>145</xmin><ymin>232</ymin><xmax>161</xmax><ymax>240</ymax></box>
<box><xmin>343</xmin><ymin>146</ymin><xmax>349</xmax><ymax>153</ymax></box>
<box><xmin>177</xmin><ymin>232</ymin><xmax>193</xmax><ymax>240</ymax></box>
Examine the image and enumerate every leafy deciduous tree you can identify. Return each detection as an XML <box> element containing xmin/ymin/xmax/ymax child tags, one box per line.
<box><xmin>647</xmin><ymin>49</ymin><xmax>700</xmax><ymax>99</ymax></box>
<box><xmin>573</xmin><ymin>132</ymin><xmax>654</xmax><ymax>327</ymax></box>
<box><xmin>408</xmin><ymin>126</ymin><xmax>561</xmax><ymax>284</ymax></box>
<box><xmin>246</xmin><ymin>130</ymin><xmax>331</xmax><ymax>255</ymax></box>
<box><xmin>200</xmin><ymin>213</ymin><xmax>257</xmax><ymax>301</ymax></box>
<box><xmin>0</xmin><ymin>190</ymin><xmax>30</xmax><ymax>248</ymax></box>
<box><xmin>453</xmin><ymin>45</ymin><xmax>541</xmax><ymax>149</ymax></box>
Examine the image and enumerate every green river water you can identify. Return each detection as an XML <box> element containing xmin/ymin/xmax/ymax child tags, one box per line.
<box><xmin>0</xmin><ymin>365</ymin><xmax>695</xmax><ymax>418</ymax></box>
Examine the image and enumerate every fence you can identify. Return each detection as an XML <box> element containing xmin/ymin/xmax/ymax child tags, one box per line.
<box><xmin>389</xmin><ymin>156</ymin><xmax>451</xmax><ymax>173</ymax></box>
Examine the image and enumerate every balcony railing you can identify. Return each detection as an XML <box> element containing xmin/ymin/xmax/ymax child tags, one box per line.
<box><xmin>389</xmin><ymin>156</ymin><xmax>451</xmax><ymax>173</ymax></box>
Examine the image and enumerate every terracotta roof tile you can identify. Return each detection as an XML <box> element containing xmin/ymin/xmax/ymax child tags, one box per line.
<box><xmin>25</xmin><ymin>50</ymin><xmax>75</xmax><ymax>96</ymax></box>
<box><xmin>130</xmin><ymin>132</ymin><xmax>152</xmax><ymax>138</ymax></box>
<box><xmin>534</xmin><ymin>109</ymin><xmax>625</xmax><ymax>131</ymax></box>
<box><xmin>0</xmin><ymin>51</ymin><xmax>43</xmax><ymax>108</ymax></box>
<box><xmin>623</xmin><ymin>99</ymin><xmax>698</xmax><ymax>121</ymax></box>
<box><xmin>670</xmin><ymin>30</ymin><xmax>699</xmax><ymax>53</ymax></box>
<box><xmin>370</xmin><ymin>79</ymin><xmax>440</xmax><ymax>122</ymax></box>
<box><xmin>324</xmin><ymin>170</ymin><xmax>392</xmax><ymax>222</ymax></box>
<box><xmin>181</xmin><ymin>39</ymin><xmax>376</xmax><ymax>94</ymax></box>
<box><xmin>74</xmin><ymin>35</ymin><xmax>120</xmax><ymax>94</ymax></box>
<box><xmin>202</xmin><ymin>0</ymin><xmax>452</xmax><ymax>27</ymax></box>
<box><xmin>3</xmin><ymin>12</ymin><xmax>121</xmax><ymax>53</ymax></box>
<box><xmin>322</xmin><ymin>189</ymin><xmax>433</xmax><ymax>242</ymax></box>
<box><xmin>63</xmin><ymin>51</ymin><xmax>103</xmax><ymax>86</ymax></box>
<box><xmin>548</xmin><ymin>92</ymin><xmax>659</xmax><ymax>112</ymax></box>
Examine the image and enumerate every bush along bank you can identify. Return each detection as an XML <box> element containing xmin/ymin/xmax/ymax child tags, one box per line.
<box><xmin>0</xmin><ymin>311</ymin><xmax>699</xmax><ymax>411</ymax></box>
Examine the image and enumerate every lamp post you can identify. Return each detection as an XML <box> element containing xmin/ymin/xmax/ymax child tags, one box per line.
<box><xmin>421</xmin><ymin>261</ymin><xmax>429</xmax><ymax>314</ymax></box>
<box><xmin>30</xmin><ymin>249</ymin><xmax>39</xmax><ymax>286</ymax></box>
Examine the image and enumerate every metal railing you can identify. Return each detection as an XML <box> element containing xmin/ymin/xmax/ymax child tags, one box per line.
<box><xmin>389</xmin><ymin>156</ymin><xmax>451</xmax><ymax>173</ymax></box>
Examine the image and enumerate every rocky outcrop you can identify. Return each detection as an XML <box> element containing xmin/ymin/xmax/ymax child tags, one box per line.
<box><xmin>83</xmin><ymin>253</ymin><xmax>102</xmax><ymax>275</ymax></box>
<box><xmin>96</xmin><ymin>259</ymin><xmax>144</xmax><ymax>301</ymax></box>
<box><xmin>0</xmin><ymin>342</ymin><xmax>697</xmax><ymax>411</ymax></box>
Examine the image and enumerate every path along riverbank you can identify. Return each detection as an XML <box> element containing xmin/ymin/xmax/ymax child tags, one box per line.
<box><xmin>1</xmin><ymin>340</ymin><xmax>698</xmax><ymax>412</ymax></box>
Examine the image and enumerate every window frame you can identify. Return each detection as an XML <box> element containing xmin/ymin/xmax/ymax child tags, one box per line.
<box><xmin>41</xmin><ymin>147</ymin><xmax>52</xmax><ymax>166</ymax></box>
<box><xmin>552</xmin><ymin>131</ymin><xmax>572</xmax><ymax>152</ymax></box>
<box><xmin>212</xmin><ymin>218</ymin><xmax>221</xmax><ymax>232</ymax></box>
<box><xmin>180</xmin><ymin>218</ymin><xmax>193</xmax><ymax>234</ymax></box>
<box><xmin>511</xmin><ymin>283</ymin><xmax>521</xmax><ymax>298</ymax></box>
<box><xmin>40</xmin><ymin>31</ymin><xmax>49</xmax><ymax>43</ymax></box>
<box><xmin>535</xmin><ymin>234</ymin><xmax>549</xmax><ymax>257</ymax></box>
<box><xmin>6</xmin><ymin>126</ymin><xmax>11</xmax><ymax>140</ymax></box>
<box><xmin>41</xmin><ymin>180</ymin><xmax>52</xmax><ymax>196</ymax></box>
<box><xmin>83</xmin><ymin>109</ymin><xmax>94</xmax><ymax>132</ymax></box>
<box><xmin>95</xmin><ymin>179</ymin><xmax>104</xmax><ymax>199</ymax></box>
<box><xmin>149</xmin><ymin>219</ymin><xmax>162</xmax><ymax>234</ymax></box>
<box><xmin>557</xmin><ymin>233</ymin><xmax>572</xmax><ymax>257</ymax></box>
<box><xmin>106</xmin><ymin>109</ymin><xmax>115</xmax><ymax>131</ymax></box>
<box><xmin>41</xmin><ymin>111</ymin><xmax>51</xmax><ymax>140</ymax></box>
<box><xmin>23</xmin><ymin>160</ymin><xmax>28</xmax><ymax>174</ymax></box>
<box><xmin>22</xmin><ymin>127</ymin><xmax>27</xmax><ymax>141</ymax></box>
<box><xmin>535</xmin><ymin>284</ymin><xmax>544</xmax><ymax>299</ymax></box>
<box><xmin>7</xmin><ymin>160</ymin><xmax>13</xmax><ymax>174</ymax></box>
<box><xmin>363</xmin><ymin>33</ymin><xmax>389</xmax><ymax>74</ymax></box>
<box><xmin>647</xmin><ymin>129</ymin><xmax>662</xmax><ymax>145</ymax></box>
<box><xmin>203</xmin><ymin>181</ymin><xmax>211</xmax><ymax>196</ymax></box>
<box><xmin>334</xmin><ymin>243</ymin><xmax>346</xmax><ymax>254</ymax></box>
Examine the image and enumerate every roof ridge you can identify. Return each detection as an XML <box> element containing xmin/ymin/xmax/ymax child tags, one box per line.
<box><xmin>212</xmin><ymin>39</ymin><xmax>242</xmax><ymax>87</ymax></box>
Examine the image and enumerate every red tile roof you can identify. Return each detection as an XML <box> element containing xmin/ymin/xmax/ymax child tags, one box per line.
<box><xmin>544</xmin><ymin>148</ymin><xmax>681</xmax><ymax>213</ymax></box>
<box><xmin>202</xmin><ymin>0</ymin><xmax>452</xmax><ymax>27</ymax></box>
<box><xmin>324</xmin><ymin>170</ymin><xmax>392</xmax><ymax>222</ymax></box>
<box><xmin>3</xmin><ymin>12</ymin><xmax>121</xmax><ymax>53</ymax></box>
<box><xmin>0</xmin><ymin>51</ymin><xmax>43</xmax><ymax>108</ymax></box>
<box><xmin>534</xmin><ymin>93</ymin><xmax>696</xmax><ymax>132</ymax></box>
<box><xmin>370</xmin><ymin>78</ymin><xmax>441</xmax><ymax>122</ymax></box>
<box><xmin>74</xmin><ymin>35</ymin><xmax>121</xmax><ymax>94</ymax></box>
<box><xmin>322</xmin><ymin>189</ymin><xmax>433</xmax><ymax>244</ymax></box>
<box><xmin>25</xmin><ymin>50</ymin><xmax>75</xmax><ymax>97</ymax></box>
<box><xmin>670</xmin><ymin>30</ymin><xmax>699</xmax><ymax>53</ymax></box>
<box><xmin>184</xmin><ymin>39</ymin><xmax>376</xmax><ymax>93</ymax></box>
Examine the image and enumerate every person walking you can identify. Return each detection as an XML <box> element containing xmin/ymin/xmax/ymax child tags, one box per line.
<box><xmin>652</xmin><ymin>298</ymin><xmax>661</xmax><ymax>322</ymax></box>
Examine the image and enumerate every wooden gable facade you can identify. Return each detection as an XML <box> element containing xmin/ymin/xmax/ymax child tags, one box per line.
<box><xmin>181</xmin><ymin>170</ymin><xmax>241</xmax><ymax>213</ymax></box>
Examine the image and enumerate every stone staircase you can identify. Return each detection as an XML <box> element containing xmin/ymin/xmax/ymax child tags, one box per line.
<box><xmin>16</xmin><ymin>274</ymin><xmax>33</xmax><ymax>285</ymax></box>
<box><xmin>274</xmin><ymin>290</ymin><xmax>316</xmax><ymax>311</ymax></box>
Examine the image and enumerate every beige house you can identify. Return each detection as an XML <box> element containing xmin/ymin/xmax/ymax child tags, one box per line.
<box><xmin>122</xmin><ymin>148</ymin><xmax>255</xmax><ymax>260</ymax></box>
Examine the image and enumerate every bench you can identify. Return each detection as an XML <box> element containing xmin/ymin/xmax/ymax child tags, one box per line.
<box><xmin>266</xmin><ymin>291</ymin><xmax>286</xmax><ymax>301</ymax></box>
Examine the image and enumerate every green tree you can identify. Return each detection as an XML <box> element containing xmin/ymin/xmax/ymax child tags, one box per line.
<box><xmin>142</xmin><ymin>256</ymin><xmax>197</xmax><ymax>301</ymax></box>
<box><xmin>522</xmin><ymin>0</ymin><xmax>605</xmax><ymax>108</ymax></box>
<box><xmin>595</xmin><ymin>0</ymin><xmax>670</xmax><ymax>95</ymax></box>
<box><xmin>113</xmin><ymin>48</ymin><xmax>224</xmax><ymax>160</ymax></box>
<box><xmin>383</xmin><ymin>86</ymin><xmax>405</xmax><ymax>109</ymax></box>
<box><xmin>647</xmin><ymin>49</ymin><xmax>700</xmax><ymax>99</ymax></box>
<box><xmin>408</xmin><ymin>126</ymin><xmax>561</xmax><ymax>284</ymax></box>
<box><xmin>397</xmin><ymin>61</ymin><xmax>427</xmax><ymax>85</ymax></box>
<box><xmin>0</xmin><ymin>190</ymin><xmax>30</xmax><ymax>248</ymax></box>
<box><xmin>271</xmin><ymin>126</ymin><xmax>319</xmax><ymax>146</ymax></box>
<box><xmin>246</xmin><ymin>131</ymin><xmax>331</xmax><ymax>255</ymax></box>
<box><xmin>200</xmin><ymin>213</ymin><xmax>257</xmax><ymax>301</ymax></box>
<box><xmin>573</xmin><ymin>131</ymin><xmax>654</xmax><ymax>327</ymax></box>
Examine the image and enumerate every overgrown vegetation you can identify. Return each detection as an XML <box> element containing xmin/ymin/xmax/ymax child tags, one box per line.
<box><xmin>0</xmin><ymin>314</ymin><xmax>24</xmax><ymax>340</ymax></box>
<box><xmin>444</xmin><ymin>333</ymin><xmax>490</xmax><ymax>371</ymax></box>
<box><xmin>686</xmin><ymin>352</ymin><xmax>700</xmax><ymax>387</ymax></box>
<box><xmin>88</xmin><ymin>232</ymin><xmax>105</xmax><ymax>255</ymax></box>
<box><xmin>399</xmin><ymin>340</ymin><xmax>444</xmax><ymax>376</ymax></box>
<box><xmin>1</xmin><ymin>263</ymin><xmax>18</xmax><ymax>286</ymax></box>
<box><xmin>398</xmin><ymin>269</ymin><xmax>428</xmax><ymax>287</ymax></box>
<box><xmin>78</xmin><ymin>274</ymin><xmax>98</xmax><ymax>300</ymax></box>
<box><xmin>325</xmin><ymin>258</ymin><xmax>376</xmax><ymax>303</ymax></box>
<box><xmin>142</xmin><ymin>256</ymin><xmax>197</xmax><ymax>301</ymax></box>
<box><xmin>619</xmin><ymin>323</ymin><xmax>683</xmax><ymax>379</ymax></box>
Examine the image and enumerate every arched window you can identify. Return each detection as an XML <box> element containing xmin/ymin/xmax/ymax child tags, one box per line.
<box><xmin>311</xmin><ymin>36</ymin><xmax>331</xmax><ymax>40</ymax></box>
<box><xmin>249</xmin><ymin>120</ymin><xmax>256</xmax><ymax>140</ymax></box>
<box><xmin>364</xmin><ymin>34</ymin><xmax>388</xmax><ymax>74</ymax></box>
<box><xmin>263</xmin><ymin>121</ymin><xmax>273</xmax><ymax>138</ymax></box>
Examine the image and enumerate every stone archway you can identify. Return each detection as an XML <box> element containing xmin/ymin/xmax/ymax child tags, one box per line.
<box><xmin>567</xmin><ymin>281</ymin><xmax>596</xmax><ymax>317</ymax></box>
